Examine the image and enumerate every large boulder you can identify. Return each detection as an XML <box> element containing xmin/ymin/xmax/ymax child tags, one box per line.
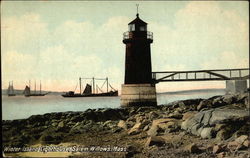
<box><xmin>117</xmin><ymin>120</ymin><xmax>127</xmax><ymax>130</ymax></box>
<box><xmin>181</xmin><ymin>108</ymin><xmax>248</xmax><ymax>138</ymax></box>
<box><xmin>182</xmin><ymin>111</ymin><xmax>198</xmax><ymax>121</ymax></box>
<box><xmin>200</xmin><ymin>127</ymin><xmax>215</xmax><ymax>139</ymax></box>
<box><xmin>197</xmin><ymin>100</ymin><xmax>212</xmax><ymax>111</ymax></box>
<box><xmin>209</xmin><ymin>109</ymin><xmax>249</xmax><ymax>125</ymax></box>
<box><xmin>145</xmin><ymin>136</ymin><xmax>166</xmax><ymax>147</ymax></box>
<box><xmin>147</xmin><ymin>118</ymin><xmax>177</xmax><ymax>136</ymax></box>
<box><xmin>128</xmin><ymin>122</ymin><xmax>143</xmax><ymax>135</ymax></box>
<box><xmin>184</xmin><ymin>143</ymin><xmax>201</xmax><ymax>153</ymax></box>
<box><xmin>147</xmin><ymin>125</ymin><xmax>159</xmax><ymax>136</ymax></box>
<box><xmin>235</xmin><ymin>135</ymin><xmax>249</xmax><ymax>145</ymax></box>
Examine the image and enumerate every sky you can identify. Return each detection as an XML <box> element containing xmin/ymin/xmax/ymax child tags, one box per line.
<box><xmin>1</xmin><ymin>1</ymin><xmax>249</xmax><ymax>92</ymax></box>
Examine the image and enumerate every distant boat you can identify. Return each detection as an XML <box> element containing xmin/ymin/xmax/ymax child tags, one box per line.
<box><xmin>23</xmin><ymin>80</ymin><xmax>49</xmax><ymax>97</ymax></box>
<box><xmin>62</xmin><ymin>77</ymin><xmax>118</xmax><ymax>97</ymax></box>
<box><xmin>7</xmin><ymin>81</ymin><xmax>16</xmax><ymax>96</ymax></box>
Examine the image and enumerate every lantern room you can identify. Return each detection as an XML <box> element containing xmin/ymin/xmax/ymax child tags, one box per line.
<box><xmin>128</xmin><ymin>14</ymin><xmax>147</xmax><ymax>32</ymax></box>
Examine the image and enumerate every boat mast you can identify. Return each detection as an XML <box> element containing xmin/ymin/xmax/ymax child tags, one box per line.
<box><xmin>92</xmin><ymin>77</ymin><xmax>95</xmax><ymax>94</ymax></box>
<box><xmin>106</xmin><ymin>77</ymin><xmax>108</xmax><ymax>92</ymax></box>
<box><xmin>40</xmin><ymin>80</ymin><xmax>41</xmax><ymax>94</ymax></box>
<box><xmin>12</xmin><ymin>81</ymin><xmax>14</xmax><ymax>94</ymax></box>
<box><xmin>79</xmin><ymin>77</ymin><xmax>81</xmax><ymax>94</ymax></box>
<box><xmin>29</xmin><ymin>80</ymin><xmax>31</xmax><ymax>88</ymax></box>
<box><xmin>8</xmin><ymin>81</ymin><xmax>10</xmax><ymax>94</ymax></box>
<box><xmin>35</xmin><ymin>80</ymin><xmax>36</xmax><ymax>94</ymax></box>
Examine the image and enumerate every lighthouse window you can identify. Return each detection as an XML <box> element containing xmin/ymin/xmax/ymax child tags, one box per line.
<box><xmin>129</xmin><ymin>24</ymin><xmax>135</xmax><ymax>31</ymax></box>
<box><xmin>140</xmin><ymin>26</ymin><xmax>146</xmax><ymax>31</ymax></box>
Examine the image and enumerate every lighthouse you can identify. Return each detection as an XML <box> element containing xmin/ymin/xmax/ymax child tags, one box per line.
<box><xmin>121</xmin><ymin>9</ymin><xmax>157</xmax><ymax>107</ymax></box>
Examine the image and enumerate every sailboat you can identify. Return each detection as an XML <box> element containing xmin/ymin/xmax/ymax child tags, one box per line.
<box><xmin>62</xmin><ymin>77</ymin><xmax>118</xmax><ymax>97</ymax></box>
<box><xmin>7</xmin><ymin>81</ymin><xmax>16</xmax><ymax>96</ymax></box>
<box><xmin>23</xmin><ymin>80</ymin><xmax>49</xmax><ymax>97</ymax></box>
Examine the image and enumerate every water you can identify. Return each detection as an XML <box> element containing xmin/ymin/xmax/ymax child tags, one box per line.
<box><xmin>2</xmin><ymin>90</ymin><xmax>225</xmax><ymax>120</ymax></box>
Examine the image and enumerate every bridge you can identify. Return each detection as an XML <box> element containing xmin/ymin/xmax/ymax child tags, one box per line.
<box><xmin>152</xmin><ymin>68</ymin><xmax>249</xmax><ymax>83</ymax></box>
<box><xmin>152</xmin><ymin>68</ymin><xmax>249</xmax><ymax>94</ymax></box>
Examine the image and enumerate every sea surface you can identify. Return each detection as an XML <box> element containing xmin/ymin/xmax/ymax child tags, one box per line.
<box><xmin>2</xmin><ymin>90</ymin><xmax>225</xmax><ymax>120</ymax></box>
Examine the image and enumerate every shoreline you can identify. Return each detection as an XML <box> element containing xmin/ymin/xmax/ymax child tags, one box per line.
<box><xmin>2</xmin><ymin>89</ymin><xmax>227</xmax><ymax>121</ymax></box>
<box><xmin>2</xmin><ymin>92</ymin><xmax>249</xmax><ymax>157</ymax></box>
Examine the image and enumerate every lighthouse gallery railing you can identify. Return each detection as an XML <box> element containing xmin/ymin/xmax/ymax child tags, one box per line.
<box><xmin>123</xmin><ymin>31</ymin><xmax>153</xmax><ymax>40</ymax></box>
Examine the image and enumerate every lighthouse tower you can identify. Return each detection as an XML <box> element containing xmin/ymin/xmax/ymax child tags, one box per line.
<box><xmin>121</xmin><ymin>10</ymin><xmax>157</xmax><ymax>107</ymax></box>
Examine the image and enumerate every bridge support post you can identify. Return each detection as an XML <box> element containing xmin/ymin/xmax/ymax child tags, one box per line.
<box><xmin>226</xmin><ymin>80</ymin><xmax>247</xmax><ymax>94</ymax></box>
<box><xmin>121</xmin><ymin>84</ymin><xmax>157</xmax><ymax>107</ymax></box>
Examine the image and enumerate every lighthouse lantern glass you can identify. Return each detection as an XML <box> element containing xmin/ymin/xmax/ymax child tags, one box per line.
<box><xmin>139</xmin><ymin>26</ymin><xmax>147</xmax><ymax>31</ymax></box>
<box><xmin>129</xmin><ymin>24</ymin><xmax>135</xmax><ymax>31</ymax></box>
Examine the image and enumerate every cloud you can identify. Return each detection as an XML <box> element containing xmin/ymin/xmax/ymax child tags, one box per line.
<box><xmin>202</xmin><ymin>51</ymin><xmax>249</xmax><ymax>69</ymax></box>
<box><xmin>2</xmin><ymin>2</ymin><xmax>248</xmax><ymax>92</ymax></box>
<box><xmin>2</xmin><ymin>14</ymin><xmax>129</xmax><ymax>90</ymax></box>
<box><xmin>1</xmin><ymin>13</ymin><xmax>49</xmax><ymax>53</ymax></box>
<box><xmin>150</xmin><ymin>1</ymin><xmax>248</xmax><ymax>72</ymax></box>
<box><xmin>2</xmin><ymin>51</ymin><xmax>37</xmax><ymax>89</ymax></box>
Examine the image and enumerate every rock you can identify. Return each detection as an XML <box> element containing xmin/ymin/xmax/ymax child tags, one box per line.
<box><xmin>197</xmin><ymin>100</ymin><xmax>212</xmax><ymax>111</ymax></box>
<box><xmin>214</xmin><ymin>124</ymin><xmax>227</xmax><ymax>132</ymax></box>
<box><xmin>168</xmin><ymin>112</ymin><xmax>183</xmax><ymax>119</ymax></box>
<box><xmin>191</xmin><ymin>124</ymin><xmax>203</xmax><ymax>136</ymax></box>
<box><xmin>69</xmin><ymin>122</ymin><xmax>89</xmax><ymax>134</ymax></box>
<box><xmin>213</xmin><ymin>144</ymin><xmax>224</xmax><ymax>154</ymax></box>
<box><xmin>163</xmin><ymin>121</ymin><xmax>181</xmax><ymax>133</ymax></box>
<box><xmin>40</xmin><ymin>128</ymin><xmax>63</xmax><ymax>145</ymax></box>
<box><xmin>52</xmin><ymin>122</ymin><xmax>58</xmax><ymax>127</ymax></box>
<box><xmin>103</xmin><ymin>120</ymin><xmax>120</xmax><ymax>132</ymax></box>
<box><xmin>147</xmin><ymin>118</ymin><xmax>177</xmax><ymax>136</ymax></box>
<box><xmin>200</xmin><ymin>127</ymin><xmax>215</xmax><ymax>139</ymax></box>
<box><xmin>182</xmin><ymin>108</ymin><xmax>248</xmax><ymax>138</ymax></box>
<box><xmin>184</xmin><ymin>143</ymin><xmax>201</xmax><ymax>153</ymax></box>
<box><xmin>182</xmin><ymin>111</ymin><xmax>198</xmax><ymax>121</ymax></box>
<box><xmin>147</xmin><ymin>125</ymin><xmax>159</xmax><ymax>136</ymax></box>
<box><xmin>222</xmin><ymin>95</ymin><xmax>234</xmax><ymax>104</ymax></box>
<box><xmin>152</xmin><ymin>118</ymin><xmax>176</xmax><ymax>127</ymax></box>
<box><xmin>159</xmin><ymin>121</ymin><xmax>175</xmax><ymax>130</ymax></box>
<box><xmin>141</xmin><ymin>119</ymin><xmax>150</xmax><ymax>126</ymax></box>
<box><xmin>58</xmin><ymin>121</ymin><xmax>64</xmax><ymax>128</ymax></box>
<box><xmin>235</xmin><ymin>135</ymin><xmax>248</xmax><ymax>144</ymax></box>
<box><xmin>145</xmin><ymin>136</ymin><xmax>165</xmax><ymax>147</ymax></box>
<box><xmin>183</xmin><ymin>98</ymin><xmax>203</xmax><ymax>106</ymax></box>
<box><xmin>227</xmin><ymin>141</ymin><xmax>242</xmax><ymax>151</ymax></box>
<box><xmin>117</xmin><ymin>120</ymin><xmax>127</xmax><ymax>130</ymax></box>
<box><xmin>216</xmin><ymin>129</ymin><xmax>232</xmax><ymax>141</ymax></box>
<box><xmin>209</xmin><ymin>109</ymin><xmax>249</xmax><ymax>125</ymax></box>
<box><xmin>244</xmin><ymin>97</ymin><xmax>249</xmax><ymax>106</ymax></box>
<box><xmin>128</xmin><ymin>123</ymin><xmax>142</xmax><ymax>135</ymax></box>
<box><xmin>135</xmin><ymin>114</ymin><xmax>144</xmax><ymax>123</ymax></box>
<box><xmin>181</xmin><ymin>111</ymin><xmax>205</xmax><ymax>135</ymax></box>
<box><xmin>143</xmin><ymin>125</ymin><xmax>149</xmax><ymax>131</ymax></box>
<box><xmin>216</xmin><ymin>152</ymin><xmax>226</xmax><ymax>158</ymax></box>
<box><xmin>233</xmin><ymin>124</ymin><xmax>250</xmax><ymax>138</ymax></box>
<box><xmin>243</xmin><ymin>140</ymin><xmax>250</xmax><ymax>148</ymax></box>
<box><xmin>148</xmin><ymin>111</ymin><xmax>159</xmax><ymax>120</ymax></box>
<box><xmin>70</xmin><ymin>115</ymin><xmax>84</xmax><ymax>122</ymax></box>
<box><xmin>235</xmin><ymin>93</ymin><xmax>247</xmax><ymax>103</ymax></box>
<box><xmin>212</xmin><ymin>97</ymin><xmax>225</xmax><ymax>107</ymax></box>
<box><xmin>125</xmin><ymin>145</ymin><xmax>138</xmax><ymax>157</ymax></box>
<box><xmin>125</xmin><ymin>121</ymin><xmax>136</xmax><ymax>129</ymax></box>
<box><xmin>103</xmin><ymin>120</ymin><xmax>112</xmax><ymax>125</ymax></box>
<box><xmin>178</xmin><ymin>102</ymin><xmax>185</xmax><ymax>107</ymax></box>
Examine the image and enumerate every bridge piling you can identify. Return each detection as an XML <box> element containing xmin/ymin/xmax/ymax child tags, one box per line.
<box><xmin>226</xmin><ymin>79</ymin><xmax>247</xmax><ymax>94</ymax></box>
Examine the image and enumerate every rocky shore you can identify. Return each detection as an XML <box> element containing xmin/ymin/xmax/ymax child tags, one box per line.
<box><xmin>3</xmin><ymin>93</ymin><xmax>250</xmax><ymax>157</ymax></box>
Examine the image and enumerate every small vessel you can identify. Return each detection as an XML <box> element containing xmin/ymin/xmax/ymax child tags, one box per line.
<box><xmin>7</xmin><ymin>81</ymin><xmax>16</xmax><ymax>96</ymax></box>
<box><xmin>23</xmin><ymin>80</ymin><xmax>49</xmax><ymax>97</ymax></box>
<box><xmin>62</xmin><ymin>77</ymin><xmax>118</xmax><ymax>97</ymax></box>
